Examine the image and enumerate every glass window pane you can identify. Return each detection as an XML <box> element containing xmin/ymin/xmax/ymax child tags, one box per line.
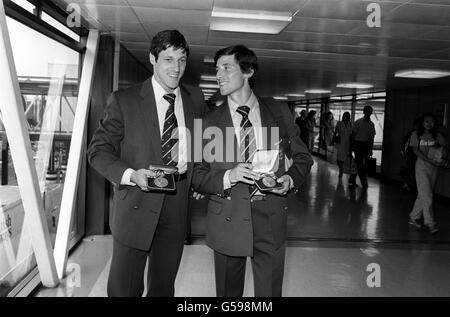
<box><xmin>1</xmin><ymin>16</ymin><xmax>80</xmax><ymax>296</ymax></box>
<box><xmin>41</xmin><ymin>11</ymin><xmax>80</xmax><ymax>42</ymax></box>
<box><xmin>10</xmin><ymin>0</ymin><xmax>35</xmax><ymax>14</ymax></box>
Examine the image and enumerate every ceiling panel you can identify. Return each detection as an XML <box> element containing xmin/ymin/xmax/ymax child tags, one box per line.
<box><xmin>83</xmin><ymin>4</ymin><xmax>137</xmax><ymax>22</ymax></box>
<box><xmin>298</xmin><ymin>0</ymin><xmax>402</xmax><ymax>20</ymax></box>
<box><xmin>385</xmin><ymin>3</ymin><xmax>450</xmax><ymax>25</ymax></box>
<box><xmin>212</xmin><ymin>0</ymin><xmax>308</xmax><ymax>13</ymax></box>
<box><xmin>132</xmin><ymin>7</ymin><xmax>211</xmax><ymax>25</ymax></box>
<box><xmin>52</xmin><ymin>0</ymin><xmax>450</xmax><ymax>98</ymax></box>
<box><xmin>348</xmin><ymin>22</ymin><xmax>442</xmax><ymax>39</ymax></box>
<box><xmin>127</xmin><ymin>0</ymin><xmax>213</xmax><ymax>10</ymax></box>
<box><xmin>285</xmin><ymin>17</ymin><xmax>362</xmax><ymax>34</ymax></box>
<box><xmin>112</xmin><ymin>32</ymin><xmax>150</xmax><ymax>42</ymax></box>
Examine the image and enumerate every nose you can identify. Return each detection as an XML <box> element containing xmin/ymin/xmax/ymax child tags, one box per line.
<box><xmin>216</xmin><ymin>68</ymin><xmax>223</xmax><ymax>81</ymax></box>
<box><xmin>173</xmin><ymin>61</ymin><xmax>180</xmax><ymax>72</ymax></box>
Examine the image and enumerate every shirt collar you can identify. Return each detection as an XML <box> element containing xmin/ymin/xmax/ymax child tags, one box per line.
<box><xmin>151</xmin><ymin>76</ymin><xmax>180</xmax><ymax>104</ymax></box>
<box><xmin>228</xmin><ymin>92</ymin><xmax>257</xmax><ymax>114</ymax></box>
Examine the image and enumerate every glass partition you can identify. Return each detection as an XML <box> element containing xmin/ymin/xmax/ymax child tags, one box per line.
<box><xmin>0</xmin><ymin>16</ymin><xmax>80</xmax><ymax>296</ymax></box>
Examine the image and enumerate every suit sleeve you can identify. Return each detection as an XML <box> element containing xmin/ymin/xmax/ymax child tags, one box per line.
<box><xmin>87</xmin><ymin>91</ymin><xmax>130</xmax><ymax>186</ymax></box>
<box><xmin>279</xmin><ymin>105</ymin><xmax>313</xmax><ymax>190</ymax></box>
<box><xmin>191</xmin><ymin>116</ymin><xmax>229</xmax><ymax>196</ymax></box>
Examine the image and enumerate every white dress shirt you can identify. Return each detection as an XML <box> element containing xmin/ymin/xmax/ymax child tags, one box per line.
<box><xmin>223</xmin><ymin>93</ymin><xmax>293</xmax><ymax>192</ymax></box>
<box><xmin>121</xmin><ymin>76</ymin><xmax>188</xmax><ymax>186</ymax></box>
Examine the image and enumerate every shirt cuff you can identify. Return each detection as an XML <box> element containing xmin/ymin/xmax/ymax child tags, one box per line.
<box><xmin>286</xmin><ymin>175</ymin><xmax>294</xmax><ymax>189</ymax></box>
<box><xmin>121</xmin><ymin>168</ymin><xmax>136</xmax><ymax>186</ymax></box>
<box><xmin>223</xmin><ymin>169</ymin><xmax>233</xmax><ymax>190</ymax></box>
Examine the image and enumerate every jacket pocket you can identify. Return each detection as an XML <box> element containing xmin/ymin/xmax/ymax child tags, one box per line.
<box><xmin>208</xmin><ymin>199</ymin><xmax>222</xmax><ymax>215</ymax></box>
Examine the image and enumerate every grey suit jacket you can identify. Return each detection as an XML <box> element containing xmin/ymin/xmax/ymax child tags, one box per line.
<box><xmin>88</xmin><ymin>78</ymin><xmax>206</xmax><ymax>250</ymax></box>
<box><xmin>192</xmin><ymin>97</ymin><xmax>313</xmax><ymax>256</ymax></box>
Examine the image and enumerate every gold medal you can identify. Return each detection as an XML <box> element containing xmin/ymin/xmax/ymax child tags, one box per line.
<box><xmin>154</xmin><ymin>176</ymin><xmax>169</xmax><ymax>188</ymax></box>
<box><xmin>262</xmin><ymin>176</ymin><xmax>276</xmax><ymax>188</ymax></box>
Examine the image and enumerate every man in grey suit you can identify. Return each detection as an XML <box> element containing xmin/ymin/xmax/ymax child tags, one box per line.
<box><xmin>88</xmin><ymin>30</ymin><xmax>206</xmax><ymax>297</ymax></box>
<box><xmin>192</xmin><ymin>45</ymin><xmax>312</xmax><ymax>297</ymax></box>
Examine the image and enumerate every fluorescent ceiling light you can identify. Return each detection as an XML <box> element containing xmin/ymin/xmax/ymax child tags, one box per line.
<box><xmin>210</xmin><ymin>7</ymin><xmax>294</xmax><ymax>34</ymax></box>
<box><xmin>199</xmin><ymin>83</ymin><xmax>219</xmax><ymax>89</ymax></box>
<box><xmin>201</xmin><ymin>89</ymin><xmax>217</xmax><ymax>93</ymax></box>
<box><xmin>273</xmin><ymin>96</ymin><xmax>288</xmax><ymax>100</ymax></box>
<box><xmin>200</xmin><ymin>75</ymin><xmax>217</xmax><ymax>81</ymax></box>
<box><xmin>305</xmin><ymin>89</ymin><xmax>332</xmax><ymax>94</ymax></box>
<box><xmin>212</xmin><ymin>7</ymin><xmax>292</xmax><ymax>22</ymax></box>
<box><xmin>210</xmin><ymin>18</ymin><xmax>291</xmax><ymax>34</ymax></box>
<box><xmin>337</xmin><ymin>83</ymin><xmax>374</xmax><ymax>89</ymax></box>
<box><xmin>286</xmin><ymin>93</ymin><xmax>305</xmax><ymax>97</ymax></box>
<box><xmin>203</xmin><ymin>57</ymin><xmax>215</xmax><ymax>64</ymax></box>
<box><xmin>395</xmin><ymin>69</ymin><xmax>450</xmax><ymax>79</ymax></box>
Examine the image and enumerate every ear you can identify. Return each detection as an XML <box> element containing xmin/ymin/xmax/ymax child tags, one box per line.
<box><xmin>149</xmin><ymin>53</ymin><xmax>157</xmax><ymax>66</ymax></box>
<box><xmin>243</xmin><ymin>68</ymin><xmax>254</xmax><ymax>80</ymax></box>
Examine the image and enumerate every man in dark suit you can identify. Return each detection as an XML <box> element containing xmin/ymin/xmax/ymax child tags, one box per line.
<box><xmin>88</xmin><ymin>30</ymin><xmax>205</xmax><ymax>297</ymax></box>
<box><xmin>192</xmin><ymin>45</ymin><xmax>312</xmax><ymax>297</ymax></box>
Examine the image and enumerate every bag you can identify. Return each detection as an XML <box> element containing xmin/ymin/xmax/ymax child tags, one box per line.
<box><xmin>344</xmin><ymin>156</ymin><xmax>357</xmax><ymax>174</ymax></box>
<box><xmin>332</xmin><ymin>134</ymin><xmax>340</xmax><ymax>145</ymax></box>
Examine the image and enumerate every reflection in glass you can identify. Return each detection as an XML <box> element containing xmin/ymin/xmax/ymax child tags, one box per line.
<box><xmin>0</xmin><ymin>16</ymin><xmax>79</xmax><ymax>296</ymax></box>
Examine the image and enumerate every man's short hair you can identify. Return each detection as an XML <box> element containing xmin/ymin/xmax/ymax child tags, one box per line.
<box><xmin>150</xmin><ymin>30</ymin><xmax>190</xmax><ymax>61</ymax></box>
<box><xmin>363</xmin><ymin>106</ymin><xmax>373</xmax><ymax>114</ymax></box>
<box><xmin>214</xmin><ymin>45</ymin><xmax>258</xmax><ymax>89</ymax></box>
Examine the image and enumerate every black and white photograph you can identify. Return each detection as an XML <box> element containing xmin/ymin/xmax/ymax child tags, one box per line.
<box><xmin>0</xmin><ymin>0</ymin><xmax>449</xmax><ymax>302</ymax></box>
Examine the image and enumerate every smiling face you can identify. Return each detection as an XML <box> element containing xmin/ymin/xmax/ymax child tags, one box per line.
<box><xmin>423</xmin><ymin>116</ymin><xmax>435</xmax><ymax>131</ymax></box>
<box><xmin>150</xmin><ymin>46</ymin><xmax>187</xmax><ymax>92</ymax></box>
<box><xmin>216</xmin><ymin>54</ymin><xmax>253</xmax><ymax>98</ymax></box>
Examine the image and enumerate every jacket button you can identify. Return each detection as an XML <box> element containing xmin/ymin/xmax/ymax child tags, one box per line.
<box><xmin>226</xmin><ymin>217</ymin><xmax>231</xmax><ymax>222</ymax></box>
<box><xmin>284</xmin><ymin>206</ymin><xmax>288</xmax><ymax>211</ymax></box>
<box><xmin>133</xmin><ymin>206</ymin><xmax>139</xmax><ymax>210</ymax></box>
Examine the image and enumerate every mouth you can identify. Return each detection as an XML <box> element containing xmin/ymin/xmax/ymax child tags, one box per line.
<box><xmin>218</xmin><ymin>81</ymin><xmax>228</xmax><ymax>87</ymax></box>
<box><xmin>168</xmin><ymin>73</ymin><xmax>179</xmax><ymax>79</ymax></box>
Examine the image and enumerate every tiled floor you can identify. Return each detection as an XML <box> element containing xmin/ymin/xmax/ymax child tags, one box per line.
<box><xmin>35</xmin><ymin>157</ymin><xmax>450</xmax><ymax>297</ymax></box>
<box><xmin>191</xmin><ymin>157</ymin><xmax>450</xmax><ymax>243</ymax></box>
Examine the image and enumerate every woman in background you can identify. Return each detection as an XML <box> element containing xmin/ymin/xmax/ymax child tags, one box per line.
<box><xmin>306</xmin><ymin>110</ymin><xmax>317</xmax><ymax>151</ymax></box>
<box><xmin>334</xmin><ymin>112</ymin><xmax>353</xmax><ymax>178</ymax></box>
<box><xmin>408</xmin><ymin>113</ymin><xmax>447</xmax><ymax>234</ymax></box>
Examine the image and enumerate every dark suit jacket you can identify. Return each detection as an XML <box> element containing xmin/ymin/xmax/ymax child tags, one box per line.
<box><xmin>192</xmin><ymin>97</ymin><xmax>312</xmax><ymax>256</ymax></box>
<box><xmin>88</xmin><ymin>78</ymin><xmax>206</xmax><ymax>250</ymax></box>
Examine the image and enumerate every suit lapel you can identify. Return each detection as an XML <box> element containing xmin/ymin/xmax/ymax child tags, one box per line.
<box><xmin>257</xmin><ymin>97</ymin><xmax>278</xmax><ymax>150</ymax></box>
<box><xmin>180</xmin><ymin>85</ymin><xmax>195</xmax><ymax>176</ymax></box>
<box><xmin>139</xmin><ymin>78</ymin><xmax>163</xmax><ymax>164</ymax></box>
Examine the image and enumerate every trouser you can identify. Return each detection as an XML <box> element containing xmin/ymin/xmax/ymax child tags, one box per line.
<box><xmin>409</xmin><ymin>159</ymin><xmax>438</xmax><ymax>226</ymax></box>
<box><xmin>107</xmin><ymin>179</ymin><xmax>187</xmax><ymax>297</ymax></box>
<box><xmin>349</xmin><ymin>141</ymin><xmax>370</xmax><ymax>188</ymax></box>
<box><xmin>213</xmin><ymin>200</ymin><xmax>286</xmax><ymax>297</ymax></box>
<box><xmin>337</xmin><ymin>160</ymin><xmax>344</xmax><ymax>176</ymax></box>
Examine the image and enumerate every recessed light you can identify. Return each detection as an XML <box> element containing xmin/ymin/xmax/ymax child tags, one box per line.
<box><xmin>336</xmin><ymin>83</ymin><xmax>374</xmax><ymax>89</ymax></box>
<box><xmin>212</xmin><ymin>7</ymin><xmax>292</xmax><ymax>22</ymax></box>
<box><xmin>305</xmin><ymin>89</ymin><xmax>332</xmax><ymax>94</ymax></box>
<box><xmin>203</xmin><ymin>57</ymin><xmax>215</xmax><ymax>64</ymax></box>
<box><xmin>210</xmin><ymin>7</ymin><xmax>294</xmax><ymax>34</ymax></box>
<box><xmin>200</xmin><ymin>75</ymin><xmax>217</xmax><ymax>81</ymax></box>
<box><xmin>273</xmin><ymin>96</ymin><xmax>288</xmax><ymax>100</ymax></box>
<box><xmin>286</xmin><ymin>93</ymin><xmax>305</xmax><ymax>97</ymax></box>
<box><xmin>199</xmin><ymin>83</ymin><xmax>219</xmax><ymax>89</ymax></box>
<box><xmin>395</xmin><ymin>69</ymin><xmax>450</xmax><ymax>79</ymax></box>
<box><xmin>201</xmin><ymin>89</ymin><xmax>217</xmax><ymax>93</ymax></box>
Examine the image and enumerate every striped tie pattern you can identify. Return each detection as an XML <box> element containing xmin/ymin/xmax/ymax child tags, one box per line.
<box><xmin>236</xmin><ymin>106</ymin><xmax>256</xmax><ymax>164</ymax></box>
<box><xmin>161</xmin><ymin>93</ymin><xmax>178</xmax><ymax>166</ymax></box>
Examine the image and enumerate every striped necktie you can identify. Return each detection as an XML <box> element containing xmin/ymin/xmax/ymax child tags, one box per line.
<box><xmin>161</xmin><ymin>93</ymin><xmax>178</xmax><ymax>166</ymax></box>
<box><xmin>237</xmin><ymin>106</ymin><xmax>256</xmax><ymax>164</ymax></box>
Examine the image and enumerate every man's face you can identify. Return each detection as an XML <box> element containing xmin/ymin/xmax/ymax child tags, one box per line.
<box><xmin>216</xmin><ymin>54</ymin><xmax>252</xmax><ymax>96</ymax></box>
<box><xmin>150</xmin><ymin>46</ymin><xmax>187</xmax><ymax>92</ymax></box>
